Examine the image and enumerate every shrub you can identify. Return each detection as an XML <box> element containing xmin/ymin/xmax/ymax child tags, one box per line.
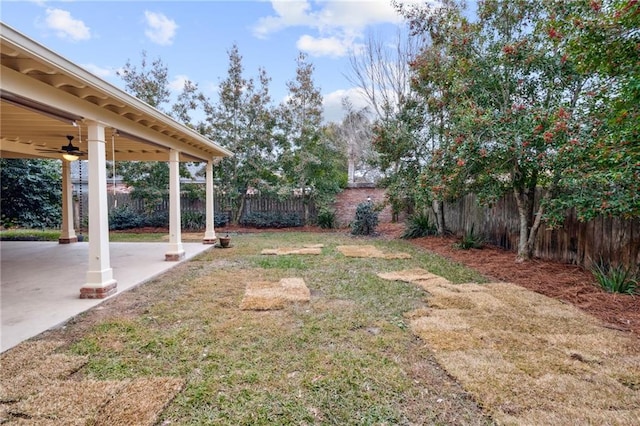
<box><xmin>240</xmin><ymin>212</ymin><xmax>303</xmax><ymax>228</ymax></box>
<box><xmin>592</xmin><ymin>261</ymin><xmax>638</xmax><ymax>295</ymax></box>
<box><xmin>181</xmin><ymin>211</ymin><xmax>206</xmax><ymax>231</ymax></box>
<box><xmin>0</xmin><ymin>159</ymin><xmax>62</xmax><ymax>229</ymax></box>
<box><xmin>317</xmin><ymin>208</ymin><xmax>336</xmax><ymax>229</ymax></box>
<box><xmin>351</xmin><ymin>201</ymin><xmax>379</xmax><ymax>236</ymax></box>
<box><xmin>455</xmin><ymin>225</ymin><xmax>484</xmax><ymax>249</ymax></box>
<box><xmin>401</xmin><ymin>212</ymin><xmax>437</xmax><ymax>239</ymax></box>
<box><xmin>143</xmin><ymin>210</ymin><xmax>169</xmax><ymax>228</ymax></box>
<box><xmin>108</xmin><ymin>206</ymin><xmax>143</xmax><ymax>230</ymax></box>
<box><xmin>214</xmin><ymin>212</ymin><xmax>230</xmax><ymax>228</ymax></box>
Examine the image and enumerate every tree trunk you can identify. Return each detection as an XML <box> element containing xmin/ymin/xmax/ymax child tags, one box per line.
<box><xmin>232</xmin><ymin>193</ymin><xmax>246</xmax><ymax>225</ymax></box>
<box><xmin>514</xmin><ymin>181</ymin><xmax>559</xmax><ymax>263</ymax></box>
<box><xmin>432</xmin><ymin>199</ymin><xmax>446</xmax><ymax>236</ymax></box>
<box><xmin>514</xmin><ymin>187</ymin><xmax>533</xmax><ymax>262</ymax></box>
<box><xmin>301</xmin><ymin>188</ymin><xmax>310</xmax><ymax>224</ymax></box>
<box><xmin>526</xmin><ymin>186</ymin><xmax>556</xmax><ymax>259</ymax></box>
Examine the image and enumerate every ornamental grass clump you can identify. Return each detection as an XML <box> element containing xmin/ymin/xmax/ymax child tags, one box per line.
<box><xmin>455</xmin><ymin>225</ymin><xmax>484</xmax><ymax>250</ymax></box>
<box><xmin>401</xmin><ymin>212</ymin><xmax>438</xmax><ymax>239</ymax></box>
<box><xmin>592</xmin><ymin>261</ymin><xmax>638</xmax><ymax>295</ymax></box>
<box><xmin>316</xmin><ymin>208</ymin><xmax>336</xmax><ymax>229</ymax></box>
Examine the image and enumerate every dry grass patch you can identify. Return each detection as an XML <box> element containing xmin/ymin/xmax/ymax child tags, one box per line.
<box><xmin>380</xmin><ymin>268</ymin><xmax>640</xmax><ymax>425</ymax></box>
<box><xmin>337</xmin><ymin>244</ymin><xmax>411</xmax><ymax>259</ymax></box>
<box><xmin>261</xmin><ymin>245</ymin><xmax>323</xmax><ymax>255</ymax></box>
<box><xmin>240</xmin><ymin>277</ymin><xmax>311</xmax><ymax>310</ymax></box>
<box><xmin>7</xmin><ymin>380</ymin><xmax>122</xmax><ymax>424</ymax></box>
<box><xmin>378</xmin><ymin>268</ymin><xmax>452</xmax><ymax>288</ymax></box>
<box><xmin>92</xmin><ymin>377</ymin><xmax>184</xmax><ymax>426</ymax></box>
<box><xmin>1</xmin><ymin>341</ymin><xmax>87</xmax><ymax>401</ymax></box>
<box><xmin>0</xmin><ymin>340</ymin><xmax>184</xmax><ymax>425</ymax></box>
<box><xmin>161</xmin><ymin>232</ymin><xmax>203</xmax><ymax>242</ymax></box>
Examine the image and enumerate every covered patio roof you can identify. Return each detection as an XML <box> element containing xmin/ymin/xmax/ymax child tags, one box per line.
<box><xmin>0</xmin><ymin>22</ymin><xmax>232</xmax><ymax>162</ymax></box>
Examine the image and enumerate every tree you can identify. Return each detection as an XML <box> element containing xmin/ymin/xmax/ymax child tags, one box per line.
<box><xmin>346</xmin><ymin>17</ymin><xmax>454</xmax><ymax>231</ymax></box>
<box><xmin>115</xmin><ymin>161</ymin><xmax>167</xmax><ymax>213</ymax></box>
<box><xmin>206</xmin><ymin>44</ymin><xmax>278</xmax><ymax>224</ymax></box>
<box><xmin>278</xmin><ymin>53</ymin><xmax>347</xmax><ymax>221</ymax></box>
<box><xmin>0</xmin><ymin>159</ymin><xmax>62</xmax><ymax>228</ymax></box>
<box><xmin>371</xmin><ymin>96</ymin><xmax>433</xmax><ymax>224</ymax></box>
<box><xmin>116</xmin><ymin>51</ymin><xmax>194</xmax><ymax>214</ymax></box>
<box><xmin>335</xmin><ymin>99</ymin><xmax>376</xmax><ymax>184</ymax></box>
<box><xmin>409</xmin><ymin>42</ymin><xmax>461</xmax><ymax>235</ymax></box>
<box><xmin>401</xmin><ymin>1</ymin><xmax>473</xmax><ymax>234</ymax></box>
<box><xmin>399</xmin><ymin>0</ymin><xmax>616</xmax><ymax>261</ymax></box>
<box><xmin>346</xmin><ymin>27</ymin><xmax>423</xmax><ymax>121</ymax></box>
<box><xmin>543</xmin><ymin>0</ymin><xmax>640</xmax><ymax>222</ymax></box>
<box><xmin>117</xmin><ymin>50</ymin><xmax>171</xmax><ymax>110</ymax></box>
<box><xmin>171</xmin><ymin>78</ymin><xmax>208</xmax><ymax>129</ymax></box>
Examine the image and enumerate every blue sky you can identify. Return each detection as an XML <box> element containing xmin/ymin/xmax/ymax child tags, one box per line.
<box><xmin>1</xmin><ymin>0</ymin><xmax>434</xmax><ymax>123</ymax></box>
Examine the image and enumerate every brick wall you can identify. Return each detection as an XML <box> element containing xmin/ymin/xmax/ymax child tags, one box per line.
<box><xmin>333</xmin><ymin>187</ymin><xmax>393</xmax><ymax>228</ymax></box>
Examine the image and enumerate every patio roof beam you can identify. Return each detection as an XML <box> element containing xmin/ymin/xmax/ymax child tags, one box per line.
<box><xmin>1</xmin><ymin>89</ymin><xmax>82</xmax><ymax>124</ymax></box>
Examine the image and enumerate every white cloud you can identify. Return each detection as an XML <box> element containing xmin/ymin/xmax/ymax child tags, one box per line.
<box><xmin>253</xmin><ymin>0</ymin><xmax>431</xmax><ymax>58</ymax></box>
<box><xmin>81</xmin><ymin>63</ymin><xmax>112</xmax><ymax>79</ymax></box>
<box><xmin>202</xmin><ymin>81</ymin><xmax>220</xmax><ymax>96</ymax></box>
<box><xmin>169</xmin><ymin>74</ymin><xmax>189</xmax><ymax>92</ymax></box>
<box><xmin>143</xmin><ymin>11</ymin><xmax>178</xmax><ymax>46</ymax></box>
<box><xmin>44</xmin><ymin>8</ymin><xmax>91</xmax><ymax>41</ymax></box>
<box><xmin>296</xmin><ymin>35</ymin><xmax>349</xmax><ymax>58</ymax></box>
<box><xmin>252</xmin><ymin>1</ymin><xmax>393</xmax><ymax>58</ymax></box>
<box><xmin>323</xmin><ymin>87</ymin><xmax>370</xmax><ymax>124</ymax></box>
<box><xmin>253</xmin><ymin>0</ymin><xmax>314</xmax><ymax>38</ymax></box>
<box><xmin>254</xmin><ymin>0</ymin><xmax>402</xmax><ymax>37</ymax></box>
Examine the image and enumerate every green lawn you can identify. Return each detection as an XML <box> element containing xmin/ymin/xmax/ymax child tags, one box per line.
<box><xmin>56</xmin><ymin>231</ymin><xmax>492</xmax><ymax>425</ymax></box>
<box><xmin>0</xmin><ymin>228</ymin><xmax>62</xmax><ymax>241</ymax></box>
<box><xmin>0</xmin><ymin>229</ymin><xmax>174</xmax><ymax>242</ymax></box>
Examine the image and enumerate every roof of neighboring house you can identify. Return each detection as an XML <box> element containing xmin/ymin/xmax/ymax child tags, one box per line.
<box><xmin>0</xmin><ymin>22</ymin><xmax>232</xmax><ymax>163</ymax></box>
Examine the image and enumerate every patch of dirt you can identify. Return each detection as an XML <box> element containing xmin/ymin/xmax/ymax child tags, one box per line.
<box><xmin>390</xmin><ymin>225</ymin><xmax>640</xmax><ymax>337</ymax></box>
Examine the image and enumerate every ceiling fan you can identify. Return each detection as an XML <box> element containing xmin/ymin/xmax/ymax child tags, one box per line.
<box><xmin>37</xmin><ymin>135</ymin><xmax>87</xmax><ymax>161</ymax></box>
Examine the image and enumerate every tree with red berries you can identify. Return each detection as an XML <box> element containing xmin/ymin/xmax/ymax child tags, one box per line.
<box><xmin>399</xmin><ymin>0</ymin><xmax>623</xmax><ymax>261</ymax></box>
<box><xmin>542</xmin><ymin>0</ymin><xmax>640</xmax><ymax>224</ymax></box>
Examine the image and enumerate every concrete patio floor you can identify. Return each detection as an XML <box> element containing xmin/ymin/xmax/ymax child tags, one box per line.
<box><xmin>0</xmin><ymin>241</ymin><xmax>213</xmax><ymax>353</ymax></box>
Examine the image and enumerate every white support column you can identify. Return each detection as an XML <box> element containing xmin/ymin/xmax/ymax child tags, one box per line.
<box><xmin>203</xmin><ymin>160</ymin><xmax>217</xmax><ymax>244</ymax></box>
<box><xmin>80</xmin><ymin>121</ymin><xmax>117</xmax><ymax>299</ymax></box>
<box><xmin>59</xmin><ymin>160</ymin><xmax>77</xmax><ymax>244</ymax></box>
<box><xmin>165</xmin><ymin>149</ymin><xmax>185</xmax><ymax>260</ymax></box>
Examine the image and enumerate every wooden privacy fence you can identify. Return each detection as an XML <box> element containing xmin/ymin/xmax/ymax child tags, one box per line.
<box><xmin>439</xmin><ymin>192</ymin><xmax>640</xmax><ymax>270</ymax></box>
<box><xmin>76</xmin><ymin>190</ymin><xmax>638</xmax><ymax>270</ymax></box>
<box><xmin>77</xmin><ymin>193</ymin><xmax>316</xmax><ymax>225</ymax></box>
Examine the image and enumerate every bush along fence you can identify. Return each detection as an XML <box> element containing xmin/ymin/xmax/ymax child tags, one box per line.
<box><xmin>433</xmin><ymin>191</ymin><xmax>640</xmax><ymax>271</ymax></box>
<box><xmin>77</xmin><ymin>193</ymin><xmax>317</xmax><ymax>232</ymax></box>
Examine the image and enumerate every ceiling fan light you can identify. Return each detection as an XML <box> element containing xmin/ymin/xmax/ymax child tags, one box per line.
<box><xmin>63</xmin><ymin>153</ymin><xmax>79</xmax><ymax>161</ymax></box>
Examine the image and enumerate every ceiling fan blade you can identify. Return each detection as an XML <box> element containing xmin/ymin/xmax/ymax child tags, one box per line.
<box><xmin>36</xmin><ymin>148</ymin><xmax>64</xmax><ymax>153</ymax></box>
<box><xmin>34</xmin><ymin>135</ymin><xmax>87</xmax><ymax>156</ymax></box>
<box><xmin>36</xmin><ymin>148</ymin><xmax>87</xmax><ymax>156</ymax></box>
